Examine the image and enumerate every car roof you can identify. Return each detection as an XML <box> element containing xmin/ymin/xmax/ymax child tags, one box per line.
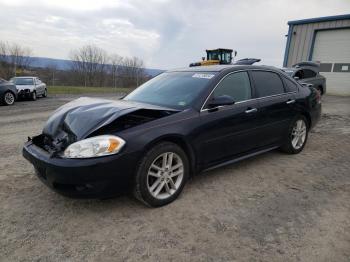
<box><xmin>281</xmin><ymin>67</ymin><xmax>297</xmax><ymax>72</ymax></box>
<box><xmin>169</xmin><ymin>64</ymin><xmax>281</xmax><ymax>73</ymax></box>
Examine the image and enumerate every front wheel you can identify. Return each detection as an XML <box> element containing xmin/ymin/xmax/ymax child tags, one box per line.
<box><xmin>31</xmin><ymin>91</ymin><xmax>37</xmax><ymax>101</ymax></box>
<box><xmin>280</xmin><ymin>116</ymin><xmax>308</xmax><ymax>154</ymax></box>
<box><xmin>133</xmin><ymin>142</ymin><xmax>189</xmax><ymax>207</ymax></box>
<box><xmin>42</xmin><ymin>89</ymin><xmax>47</xmax><ymax>98</ymax></box>
<box><xmin>2</xmin><ymin>91</ymin><xmax>15</xmax><ymax>105</ymax></box>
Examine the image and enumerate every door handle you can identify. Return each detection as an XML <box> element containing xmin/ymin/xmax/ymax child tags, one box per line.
<box><xmin>245</xmin><ymin>108</ymin><xmax>257</xmax><ymax>114</ymax></box>
<box><xmin>286</xmin><ymin>99</ymin><xmax>296</xmax><ymax>104</ymax></box>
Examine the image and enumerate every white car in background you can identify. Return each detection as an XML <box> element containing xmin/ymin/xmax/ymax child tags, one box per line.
<box><xmin>10</xmin><ymin>76</ymin><xmax>47</xmax><ymax>101</ymax></box>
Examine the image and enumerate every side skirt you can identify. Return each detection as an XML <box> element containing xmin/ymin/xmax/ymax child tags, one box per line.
<box><xmin>202</xmin><ymin>146</ymin><xmax>279</xmax><ymax>173</ymax></box>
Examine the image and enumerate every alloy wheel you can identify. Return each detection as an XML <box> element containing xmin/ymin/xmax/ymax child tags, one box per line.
<box><xmin>147</xmin><ymin>152</ymin><xmax>184</xmax><ymax>200</ymax></box>
<box><xmin>291</xmin><ymin>119</ymin><xmax>307</xmax><ymax>150</ymax></box>
<box><xmin>4</xmin><ymin>92</ymin><xmax>15</xmax><ymax>105</ymax></box>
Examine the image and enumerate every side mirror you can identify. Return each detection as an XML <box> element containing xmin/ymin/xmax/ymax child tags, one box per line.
<box><xmin>208</xmin><ymin>95</ymin><xmax>235</xmax><ymax>109</ymax></box>
<box><xmin>293</xmin><ymin>76</ymin><xmax>300</xmax><ymax>81</ymax></box>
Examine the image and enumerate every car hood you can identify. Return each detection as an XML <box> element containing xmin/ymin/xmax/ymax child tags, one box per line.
<box><xmin>43</xmin><ymin>97</ymin><xmax>177</xmax><ymax>142</ymax></box>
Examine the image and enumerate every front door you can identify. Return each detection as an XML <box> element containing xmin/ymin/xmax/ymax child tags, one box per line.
<box><xmin>195</xmin><ymin>71</ymin><xmax>261</xmax><ymax>167</ymax></box>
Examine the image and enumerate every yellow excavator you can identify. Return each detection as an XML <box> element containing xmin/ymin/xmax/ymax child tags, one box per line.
<box><xmin>189</xmin><ymin>48</ymin><xmax>237</xmax><ymax>67</ymax></box>
<box><xmin>189</xmin><ymin>48</ymin><xmax>261</xmax><ymax>67</ymax></box>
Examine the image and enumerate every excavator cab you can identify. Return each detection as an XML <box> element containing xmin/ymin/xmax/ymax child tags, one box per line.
<box><xmin>189</xmin><ymin>48</ymin><xmax>237</xmax><ymax>67</ymax></box>
<box><xmin>206</xmin><ymin>48</ymin><xmax>234</xmax><ymax>64</ymax></box>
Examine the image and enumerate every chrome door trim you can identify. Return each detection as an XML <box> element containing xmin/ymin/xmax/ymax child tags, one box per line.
<box><xmin>200</xmin><ymin>68</ymin><xmax>298</xmax><ymax>112</ymax></box>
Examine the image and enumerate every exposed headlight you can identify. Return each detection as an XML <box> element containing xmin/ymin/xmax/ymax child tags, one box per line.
<box><xmin>63</xmin><ymin>135</ymin><xmax>125</xmax><ymax>158</ymax></box>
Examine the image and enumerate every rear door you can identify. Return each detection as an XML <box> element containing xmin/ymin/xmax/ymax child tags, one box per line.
<box><xmin>35</xmin><ymin>78</ymin><xmax>44</xmax><ymax>95</ymax></box>
<box><xmin>249</xmin><ymin>70</ymin><xmax>297</xmax><ymax>147</ymax></box>
<box><xmin>197</xmin><ymin>71</ymin><xmax>260</xmax><ymax>166</ymax></box>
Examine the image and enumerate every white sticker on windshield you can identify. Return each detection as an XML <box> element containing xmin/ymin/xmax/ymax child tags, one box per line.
<box><xmin>192</xmin><ymin>73</ymin><xmax>215</xmax><ymax>79</ymax></box>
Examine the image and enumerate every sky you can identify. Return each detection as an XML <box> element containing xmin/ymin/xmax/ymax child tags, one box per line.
<box><xmin>0</xmin><ymin>0</ymin><xmax>349</xmax><ymax>69</ymax></box>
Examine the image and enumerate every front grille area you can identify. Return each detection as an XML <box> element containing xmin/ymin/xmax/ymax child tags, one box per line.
<box><xmin>32</xmin><ymin>134</ymin><xmax>55</xmax><ymax>153</ymax></box>
<box><xmin>31</xmin><ymin>131</ymin><xmax>76</xmax><ymax>156</ymax></box>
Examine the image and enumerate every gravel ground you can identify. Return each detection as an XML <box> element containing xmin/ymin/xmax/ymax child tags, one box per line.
<box><xmin>0</xmin><ymin>95</ymin><xmax>349</xmax><ymax>262</ymax></box>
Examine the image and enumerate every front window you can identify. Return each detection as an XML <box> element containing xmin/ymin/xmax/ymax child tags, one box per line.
<box><xmin>124</xmin><ymin>72</ymin><xmax>216</xmax><ymax>109</ymax></box>
<box><xmin>12</xmin><ymin>78</ymin><xmax>34</xmax><ymax>85</ymax></box>
<box><xmin>213</xmin><ymin>71</ymin><xmax>252</xmax><ymax>102</ymax></box>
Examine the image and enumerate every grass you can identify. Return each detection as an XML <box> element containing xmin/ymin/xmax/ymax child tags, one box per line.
<box><xmin>47</xmin><ymin>86</ymin><xmax>134</xmax><ymax>95</ymax></box>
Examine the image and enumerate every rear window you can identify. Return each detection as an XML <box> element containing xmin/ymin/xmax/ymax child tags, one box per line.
<box><xmin>283</xmin><ymin>77</ymin><xmax>298</xmax><ymax>92</ymax></box>
<box><xmin>251</xmin><ymin>71</ymin><xmax>285</xmax><ymax>97</ymax></box>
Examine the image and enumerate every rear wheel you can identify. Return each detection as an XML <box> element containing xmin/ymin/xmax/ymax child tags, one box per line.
<box><xmin>31</xmin><ymin>91</ymin><xmax>37</xmax><ymax>101</ymax></box>
<box><xmin>133</xmin><ymin>142</ymin><xmax>189</xmax><ymax>207</ymax></box>
<box><xmin>281</xmin><ymin>116</ymin><xmax>308</xmax><ymax>154</ymax></box>
<box><xmin>42</xmin><ymin>89</ymin><xmax>47</xmax><ymax>98</ymax></box>
<box><xmin>2</xmin><ymin>91</ymin><xmax>15</xmax><ymax>105</ymax></box>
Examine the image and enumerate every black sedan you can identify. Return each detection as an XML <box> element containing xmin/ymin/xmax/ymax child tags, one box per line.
<box><xmin>23</xmin><ymin>65</ymin><xmax>321</xmax><ymax>207</ymax></box>
<box><xmin>0</xmin><ymin>78</ymin><xmax>17</xmax><ymax>105</ymax></box>
<box><xmin>282</xmin><ymin>61</ymin><xmax>326</xmax><ymax>95</ymax></box>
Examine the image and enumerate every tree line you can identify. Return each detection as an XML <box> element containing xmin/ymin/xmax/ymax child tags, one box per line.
<box><xmin>0</xmin><ymin>41</ymin><xmax>148</xmax><ymax>88</ymax></box>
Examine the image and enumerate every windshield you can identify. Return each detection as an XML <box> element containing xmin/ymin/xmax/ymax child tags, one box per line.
<box><xmin>124</xmin><ymin>72</ymin><xmax>215</xmax><ymax>109</ymax></box>
<box><xmin>12</xmin><ymin>78</ymin><xmax>34</xmax><ymax>85</ymax></box>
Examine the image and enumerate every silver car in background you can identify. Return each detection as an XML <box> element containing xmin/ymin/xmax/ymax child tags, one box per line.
<box><xmin>10</xmin><ymin>76</ymin><xmax>47</xmax><ymax>100</ymax></box>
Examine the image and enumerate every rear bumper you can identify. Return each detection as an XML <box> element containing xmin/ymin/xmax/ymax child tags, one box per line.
<box><xmin>23</xmin><ymin>141</ymin><xmax>139</xmax><ymax>198</ymax></box>
<box><xmin>310</xmin><ymin>102</ymin><xmax>322</xmax><ymax>129</ymax></box>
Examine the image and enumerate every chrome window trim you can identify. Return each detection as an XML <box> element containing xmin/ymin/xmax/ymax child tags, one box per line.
<box><xmin>201</xmin><ymin>92</ymin><xmax>297</xmax><ymax>112</ymax></box>
<box><xmin>200</xmin><ymin>68</ymin><xmax>298</xmax><ymax>112</ymax></box>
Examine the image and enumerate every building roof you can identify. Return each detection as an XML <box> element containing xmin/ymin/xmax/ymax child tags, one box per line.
<box><xmin>288</xmin><ymin>14</ymin><xmax>350</xmax><ymax>25</ymax></box>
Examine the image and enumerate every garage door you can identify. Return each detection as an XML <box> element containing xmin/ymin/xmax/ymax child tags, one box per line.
<box><xmin>312</xmin><ymin>28</ymin><xmax>350</xmax><ymax>95</ymax></box>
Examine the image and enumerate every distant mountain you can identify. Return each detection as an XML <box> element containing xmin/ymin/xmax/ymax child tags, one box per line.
<box><xmin>29</xmin><ymin>56</ymin><xmax>165</xmax><ymax>77</ymax></box>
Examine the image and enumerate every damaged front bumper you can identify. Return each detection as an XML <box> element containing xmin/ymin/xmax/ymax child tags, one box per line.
<box><xmin>23</xmin><ymin>139</ymin><xmax>139</xmax><ymax>198</ymax></box>
<box><xmin>17</xmin><ymin>89</ymin><xmax>32</xmax><ymax>98</ymax></box>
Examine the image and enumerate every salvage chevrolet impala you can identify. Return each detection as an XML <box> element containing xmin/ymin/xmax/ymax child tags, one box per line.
<box><xmin>23</xmin><ymin>65</ymin><xmax>321</xmax><ymax>207</ymax></box>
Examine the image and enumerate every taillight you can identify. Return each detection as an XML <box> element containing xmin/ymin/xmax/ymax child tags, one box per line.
<box><xmin>315</xmin><ymin>89</ymin><xmax>321</xmax><ymax>103</ymax></box>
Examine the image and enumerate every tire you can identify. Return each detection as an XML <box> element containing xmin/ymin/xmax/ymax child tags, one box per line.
<box><xmin>280</xmin><ymin>115</ymin><xmax>309</xmax><ymax>154</ymax></box>
<box><xmin>133</xmin><ymin>142</ymin><xmax>189</xmax><ymax>207</ymax></box>
<box><xmin>2</xmin><ymin>91</ymin><xmax>15</xmax><ymax>106</ymax></box>
<box><xmin>31</xmin><ymin>91</ymin><xmax>37</xmax><ymax>101</ymax></box>
<box><xmin>42</xmin><ymin>89</ymin><xmax>47</xmax><ymax>98</ymax></box>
